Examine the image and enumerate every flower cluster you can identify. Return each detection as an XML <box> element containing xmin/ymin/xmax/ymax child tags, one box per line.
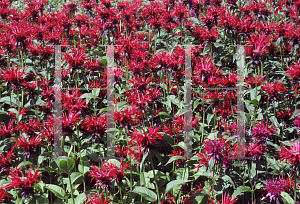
<box><xmin>88</xmin><ymin>160</ymin><xmax>130</xmax><ymax>190</ymax></box>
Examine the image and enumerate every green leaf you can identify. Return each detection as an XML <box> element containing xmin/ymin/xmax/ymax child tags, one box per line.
<box><xmin>70</xmin><ymin>172</ymin><xmax>82</xmax><ymax>184</ymax></box>
<box><xmin>100</xmin><ymin>58</ymin><xmax>107</xmax><ymax>66</ymax></box>
<box><xmin>157</xmin><ymin>112</ymin><xmax>173</xmax><ymax>119</ymax></box>
<box><xmin>166</xmin><ymin>156</ymin><xmax>186</xmax><ymax>166</ymax></box>
<box><xmin>232</xmin><ymin>186</ymin><xmax>252</xmax><ymax>198</ymax></box>
<box><xmin>163</xmin><ymin>135</ymin><xmax>174</xmax><ymax>146</ymax></box>
<box><xmin>208</xmin><ymin>156</ymin><xmax>215</xmax><ymax>171</ymax></box>
<box><xmin>207</xmin><ymin>113</ymin><xmax>214</xmax><ymax>125</ymax></box>
<box><xmin>59</xmin><ymin>158</ymin><xmax>75</xmax><ymax>174</ymax></box>
<box><xmin>214</xmin><ymin>42</ymin><xmax>223</xmax><ymax>48</ymax></box>
<box><xmin>86</xmin><ymin>149</ymin><xmax>101</xmax><ymax>162</ymax></box>
<box><xmin>140</xmin><ymin>171</ymin><xmax>147</xmax><ymax>186</ymax></box>
<box><xmin>92</xmin><ymin>50</ymin><xmax>104</xmax><ymax>56</ymax></box>
<box><xmin>281</xmin><ymin>192</ymin><xmax>295</xmax><ymax>204</ymax></box>
<box><xmin>78</xmin><ymin>164</ymin><xmax>89</xmax><ymax>175</ymax></box>
<box><xmin>0</xmin><ymin>96</ymin><xmax>18</xmax><ymax>107</ymax></box>
<box><xmin>37</xmin><ymin>194</ymin><xmax>49</xmax><ymax>204</ymax></box>
<box><xmin>74</xmin><ymin>193</ymin><xmax>87</xmax><ymax>204</ymax></box>
<box><xmin>7</xmin><ymin>108</ymin><xmax>18</xmax><ymax>115</ymax></box>
<box><xmin>249</xmin><ymin>99</ymin><xmax>259</xmax><ymax>106</ymax></box>
<box><xmin>46</xmin><ymin>184</ymin><xmax>65</xmax><ymax>199</ymax></box>
<box><xmin>92</xmin><ymin>88</ymin><xmax>100</xmax><ymax>97</ymax></box>
<box><xmin>151</xmin><ymin>149</ymin><xmax>163</xmax><ymax>164</ymax></box>
<box><xmin>81</xmin><ymin>93</ymin><xmax>98</xmax><ymax>99</ymax></box>
<box><xmin>140</xmin><ymin>150</ymin><xmax>149</xmax><ymax>172</ymax></box>
<box><xmin>164</xmin><ymin>180</ymin><xmax>190</xmax><ymax>196</ymax></box>
<box><xmin>292</xmin><ymin>109</ymin><xmax>300</xmax><ymax>119</ymax></box>
<box><xmin>0</xmin><ymin>110</ymin><xmax>7</xmax><ymax>114</ymax></box>
<box><xmin>193</xmin><ymin>99</ymin><xmax>204</xmax><ymax>111</ymax></box>
<box><xmin>131</xmin><ymin>187</ymin><xmax>157</xmax><ymax>202</ymax></box>
<box><xmin>176</xmin><ymin>141</ymin><xmax>188</xmax><ymax>153</ymax></box>
<box><xmin>177</xmin><ymin>168</ymin><xmax>189</xmax><ymax>181</ymax></box>
<box><xmin>220</xmin><ymin>175</ymin><xmax>235</xmax><ymax>188</ymax></box>
<box><xmin>266</xmin><ymin>141</ymin><xmax>280</xmax><ymax>150</ymax></box>
<box><xmin>17</xmin><ymin>161</ymin><xmax>32</xmax><ymax>168</ymax></box>
<box><xmin>190</xmin><ymin>17</ymin><xmax>200</xmax><ymax>24</ymax></box>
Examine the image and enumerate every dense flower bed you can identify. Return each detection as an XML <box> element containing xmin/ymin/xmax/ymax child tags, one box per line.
<box><xmin>0</xmin><ymin>0</ymin><xmax>300</xmax><ymax>203</ymax></box>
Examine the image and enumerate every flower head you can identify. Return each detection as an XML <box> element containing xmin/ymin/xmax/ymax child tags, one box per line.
<box><xmin>251</xmin><ymin>119</ymin><xmax>276</xmax><ymax>142</ymax></box>
<box><xmin>262</xmin><ymin>175</ymin><xmax>293</xmax><ymax>203</ymax></box>
<box><xmin>0</xmin><ymin>65</ymin><xmax>27</xmax><ymax>90</ymax></box>
<box><xmin>0</xmin><ymin>184</ymin><xmax>11</xmax><ymax>203</ymax></box>
<box><xmin>209</xmin><ymin>192</ymin><xmax>238</xmax><ymax>204</ymax></box>
<box><xmin>85</xmin><ymin>192</ymin><xmax>111</xmax><ymax>204</ymax></box>
<box><xmin>261</xmin><ymin>80</ymin><xmax>287</xmax><ymax>101</ymax></box>
<box><xmin>278</xmin><ymin>140</ymin><xmax>300</xmax><ymax>170</ymax></box>
<box><xmin>0</xmin><ymin>120</ymin><xmax>15</xmax><ymax>138</ymax></box>
<box><xmin>128</xmin><ymin>124</ymin><xmax>163</xmax><ymax>149</ymax></box>
<box><xmin>6</xmin><ymin>166</ymin><xmax>41</xmax><ymax>199</ymax></box>
<box><xmin>202</xmin><ymin>136</ymin><xmax>226</xmax><ymax>163</ymax></box>
<box><xmin>88</xmin><ymin>160</ymin><xmax>130</xmax><ymax>190</ymax></box>
<box><xmin>286</xmin><ymin>62</ymin><xmax>300</xmax><ymax>82</ymax></box>
<box><xmin>0</xmin><ymin>149</ymin><xmax>15</xmax><ymax>173</ymax></box>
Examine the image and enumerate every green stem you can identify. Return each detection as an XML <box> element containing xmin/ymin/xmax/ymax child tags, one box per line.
<box><xmin>77</xmin><ymin>126</ymin><xmax>86</xmax><ymax>192</ymax></box>
<box><xmin>149</xmin><ymin>152</ymin><xmax>160</xmax><ymax>203</ymax></box>
<box><xmin>294</xmin><ymin>170</ymin><xmax>298</xmax><ymax>203</ymax></box>
<box><xmin>260</xmin><ymin>60</ymin><xmax>263</xmax><ymax>77</ymax></box>
<box><xmin>68</xmin><ymin>173</ymin><xmax>75</xmax><ymax>204</ymax></box>
<box><xmin>248</xmin><ymin>162</ymin><xmax>254</xmax><ymax>203</ymax></box>
<box><xmin>118</xmin><ymin>185</ymin><xmax>124</xmax><ymax>203</ymax></box>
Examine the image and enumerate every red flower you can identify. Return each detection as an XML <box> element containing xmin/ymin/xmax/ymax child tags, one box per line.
<box><xmin>261</xmin><ymin>80</ymin><xmax>287</xmax><ymax>101</ymax></box>
<box><xmin>7</xmin><ymin>107</ymin><xmax>28</xmax><ymax>119</ymax></box>
<box><xmin>124</xmin><ymin>145</ymin><xmax>145</xmax><ymax>164</ymax></box>
<box><xmin>245</xmin><ymin>75</ymin><xmax>266</xmax><ymax>88</ymax></box>
<box><xmin>172</xmin><ymin>114</ymin><xmax>200</xmax><ymax>132</ymax></box>
<box><xmin>295</xmin><ymin>115</ymin><xmax>300</xmax><ymax>128</ymax></box>
<box><xmin>62</xmin><ymin>111</ymin><xmax>81</xmax><ymax>134</ymax></box>
<box><xmin>0</xmin><ymin>149</ymin><xmax>15</xmax><ymax>173</ymax></box>
<box><xmin>114</xmin><ymin>105</ymin><xmax>142</xmax><ymax>131</ymax></box>
<box><xmin>85</xmin><ymin>192</ymin><xmax>112</xmax><ymax>204</ymax></box>
<box><xmin>13</xmin><ymin>135</ymin><xmax>43</xmax><ymax>159</ymax></box>
<box><xmin>233</xmin><ymin>141</ymin><xmax>265</xmax><ymax>160</ymax></box>
<box><xmin>277</xmin><ymin>108</ymin><xmax>295</xmax><ymax>123</ymax></box>
<box><xmin>39</xmin><ymin>118</ymin><xmax>54</xmax><ymax>146</ymax></box>
<box><xmin>202</xmin><ymin>136</ymin><xmax>226</xmax><ymax>163</ymax></box>
<box><xmin>0</xmin><ymin>184</ymin><xmax>11</xmax><ymax>203</ymax></box>
<box><xmin>63</xmin><ymin>0</ymin><xmax>78</xmax><ymax>15</ymax></box>
<box><xmin>208</xmin><ymin>192</ymin><xmax>238</xmax><ymax>204</ymax></box>
<box><xmin>128</xmin><ymin>124</ymin><xmax>163</xmax><ymax>149</ymax></box>
<box><xmin>127</xmin><ymin>90</ymin><xmax>152</xmax><ymax>110</ymax></box>
<box><xmin>286</xmin><ymin>62</ymin><xmax>300</xmax><ymax>82</ymax></box>
<box><xmin>0</xmin><ymin>119</ymin><xmax>15</xmax><ymax>138</ymax></box>
<box><xmin>10</xmin><ymin>19</ymin><xmax>32</xmax><ymax>48</ymax></box>
<box><xmin>128</xmin><ymin>75</ymin><xmax>152</xmax><ymax>93</ymax></box>
<box><xmin>16</xmin><ymin>118</ymin><xmax>41</xmax><ymax>138</ymax></box>
<box><xmin>0</xmin><ymin>65</ymin><xmax>27</xmax><ymax>90</ymax></box>
<box><xmin>79</xmin><ymin>113</ymin><xmax>107</xmax><ymax>138</ymax></box>
<box><xmin>217</xmin><ymin>120</ymin><xmax>237</xmax><ymax>136</ymax></box>
<box><xmin>262</xmin><ymin>177</ymin><xmax>291</xmax><ymax>203</ymax></box>
<box><xmin>162</xmin><ymin>123</ymin><xmax>181</xmax><ymax>137</ymax></box>
<box><xmin>251</xmin><ymin>119</ymin><xmax>276</xmax><ymax>142</ymax></box>
<box><xmin>195</xmin><ymin>153</ymin><xmax>210</xmax><ymax>172</ymax></box>
<box><xmin>278</xmin><ymin>140</ymin><xmax>300</xmax><ymax>170</ymax></box>
<box><xmin>88</xmin><ymin>160</ymin><xmax>130</xmax><ymax>190</ymax></box>
<box><xmin>168</xmin><ymin>147</ymin><xmax>185</xmax><ymax>167</ymax></box>
<box><xmin>83</xmin><ymin>58</ymin><xmax>101</xmax><ymax>74</ymax></box>
<box><xmin>245</xmin><ymin>33</ymin><xmax>271</xmax><ymax>63</ymax></box>
<box><xmin>62</xmin><ymin>46</ymin><xmax>87</xmax><ymax>70</ymax></box>
<box><xmin>61</xmin><ymin>90</ymin><xmax>88</xmax><ymax>112</ymax></box>
<box><xmin>6</xmin><ymin>166</ymin><xmax>41</xmax><ymax>199</ymax></box>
